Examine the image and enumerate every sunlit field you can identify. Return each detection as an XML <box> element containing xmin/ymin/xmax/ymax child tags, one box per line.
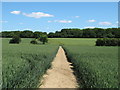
<box><xmin>2</xmin><ymin>38</ymin><xmax>118</xmax><ymax>88</ymax></box>
<box><xmin>2</xmin><ymin>38</ymin><xmax>58</xmax><ymax>88</ymax></box>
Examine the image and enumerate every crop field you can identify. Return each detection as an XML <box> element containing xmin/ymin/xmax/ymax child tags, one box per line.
<box><xmin>2</xmin><ymin>38</ymin><xmax>119</xmax><ymax>88</ymax></box>
<box><xmin>48</xmin><ymin>38</ymin><xmax>96</xmax><ymax>46</ymax></box>
<box><xmin>49</xmin><ymin>38</ymin><xmax>118</xmax><ymax>88</ymax></box>
<box><xmin>63</xmin><ymin>46</ymin><xmax>118</xmax><ymax>88</ymax></box>
<box><xmin>2</xmin><ymin>38</ymin><xmax>58</xmax><ymax>88</ymax></box>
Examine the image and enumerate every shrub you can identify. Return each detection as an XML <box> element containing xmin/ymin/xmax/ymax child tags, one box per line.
<box><xmin>30</xmin><ymin>40</ymin><xmax>38</xmax><ymax>44</ymax></box>
<box><xmin>109</xmin><ymin>38</ymin><xmax>118</xmax><ymax>46</ymax></box>
<box><xmin>96</xmin><ymin>38</ymin><xmax>119</xmax><ymax>46</ymax></box>
<box><xmin>104</xmin><ymin>38</ymin><xmax>111</xmax><ymax>46</ymax></box>
<box><xmin>95</xmin><ymin>38</ymin><xmax>105</xmax><ymax>46</ymax></box>
<box><xmin>118</xmin><ymin>39</ymin><xmax>120</xmax><ymax>46</ymax></box>
<box><xmin>9</xmin><ymin>35</ymin><xmax>21</xmax><ymax>44</ymax></box>
<box><xmin>39</xmin><ymin>35</ymin><xmax>48</xmax><ymax>44</ymax></box>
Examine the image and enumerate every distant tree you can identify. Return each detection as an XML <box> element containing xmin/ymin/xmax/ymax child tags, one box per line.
<box><xmin>0</xmin><ymin>32</ymin><xmax>2</xmax><ymax>37</ymax></box>
<box><xmin>39</xmin><ymin>35</ymin><xmax>48</xmax><ymax>44</ymax></box>
<box><xmin>33</xmin><ymin>32</ymin><xmax>42</xmax><ymax>39</ymax></box>
<box><xmin>106</xmin><ymin>33</ymin><xmax>114</xmax><ymax>38</ymax></box>
<box><xmin>118</xmin><ymin>39</ymin><xmax>120</xmax><ymax>46</ymax></box>
<box><xmin>48</xmin><ymin>32</ymin><xmax>55</xmax><ymax>38</ymax></box>
<box><xmin>20</xmin><ymin>30</ymin><xmax>34</xmax><ymax>38</ymax></box>
<box><xmin>9</xmin><ymin>35</ymin><xmax>21</xmax><ymax>44</ymax></box>
<box><xmin>30</xmin><ymin>39</ymin><xmax>38</xmax><ymax>44</ymax></box>
<box><xmin>1</xmin><ymin>28</ymin><xmax>120</xmax><ymax>38</ymax></box>
<box><xmin>95</xmin><ymin>38</ymin><xmax>105</xmax><ymax>46</ymax></box>
<box><xmin>96</xmin><ymin>38</ymin><xmax>119</xmax><ymax>46</ymax></box>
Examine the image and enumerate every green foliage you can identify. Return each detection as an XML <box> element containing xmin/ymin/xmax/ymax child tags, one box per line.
<box><xmin>1</xmin><ymin>28</ymin><xmax>120</xmax><ymax>38</ymax></box>
<box><xmin>1</xmin><ymin>31</ymin><xmax>47</xmax><ymax>38</ymax></box>
<box><xmin>48</xmin><ymin>28</ymin><xmax>120</xmax><ymax>38</ymax></box>
<box><xmin>9</xmin><ymin>35</ymin><xmax>21</xmax><ymax>44</ymax></box>
<box><xmin>2</xmin><ymin>38</ymin><xmax>58</xmax><ymax>88</ymax></box>
<box><xmin>63</xmin><ymin>46</ymin><xmax>118</xmax><ymax>88</ymax></box>
<box><xmin>96</xmin><ymin>38</ymin><xmax>119</xmax><ymax>46</ymax></box>
<box><xmin>39</xmin><ymin>35</ymin><xmax>48</xmax><ymax>44</ymax></box>
<box><xmin>1</xmin><ymin>31</ymin><xmax>21</xmax><ymax>38</ymax></box>
<box><xmin>95</xmin><ymin>38</ymin><xmax>105</xmax><ymax>46</ymax></box>
<box><xmin>30</xmin><ymin>40</ymin><xmax>38</xmax><ymax>44</ymax></box>
<box><xmin>20</xmin><ymin>30</ymin><xmax>34</xmax><ymax>38</ymax></box>
<box><xmin>33</xmin><ymin>31</ymin><xmax>47</xmax><ymax>39</ymax></box>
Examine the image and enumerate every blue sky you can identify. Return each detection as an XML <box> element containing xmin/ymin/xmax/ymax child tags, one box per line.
<box><xmin>2</xmin><ymin>0</ymin><xmax>120</xmax><ymax>2</ymax></box>
<box><xmin>2</xmin><ymin>2</ymin><xmax>118</xmax><ymax>32</ymax></box>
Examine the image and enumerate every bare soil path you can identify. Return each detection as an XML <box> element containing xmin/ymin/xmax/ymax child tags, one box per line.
<box><xmin>40</xmin><ymin>46</ymin><xmax>78</xmax><ymax>88</ymax></box>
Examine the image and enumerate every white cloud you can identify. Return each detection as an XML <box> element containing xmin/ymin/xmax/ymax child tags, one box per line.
<box><xmin>99</xmin><ymin>22</ymin><xmax>112</xmax><ymax>26</ymax></box>
<box><xmin>22</xmin><ymin>12</ymin><xmax>54</xmax><ymax>18</ymax></box>
<box><xmin>88</xmin><ymin>19</ymin><xmax>96</xmax><ymax>22</ymax></box>
<box><xmin>47</xmin><ymin>20</ymin><xmax>72</xmax><ymax>23</ymax></box>
<box><xmin>84</xmin><ymin>26</ymin><xmax>95</xmax><ymax>29</ymax></box>
<box><xmin>116</xmin><ymin>21</ymin><xmax>119</xmax><ymax>24</ymax></box>
<box><xmin>55</xmin><ymin>20</ymin><xmax>72</xmax><ymax>23</ymax></box>
<box><xmin>11</xmin><ymin>11</ymin><xmax>21</xmax><ymax>14</ymax></box>
<box><xmin>48</xmin><ymin>21</ymin><xmax>52</xmax><ymax>23</ymax></box>
<box><xmin>58</xmin><ymin>20</ymin><xmax>72</xmax><ymax>23</ymax></box>
<box><xmin>19</xmin><ymin>23</ymin><xmax>23</xmax><ymax>24</ymax></box>
<box><xmin>0</xmin><ymin>20</ymin><xmax>8</xmax><ymax>23</ymax></box>
<box><xmin>75</xmin><ymin>16</ymin><xmax>80</xmax><ymax>18</ymax></box>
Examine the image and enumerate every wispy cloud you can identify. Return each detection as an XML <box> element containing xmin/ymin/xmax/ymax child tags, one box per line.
<box><xmin>88</xmin><ymin>19</ymin><xmax>96</xmax><ymax>22</ymax></box>
<box><xmin>48</xmin><ymin>21</ymin><xmax>52</xmax><ymax>23</ymax></box>
<box><xmin>99</xmin><ymin>22</ymin><xmax>112</xmax><ymax>26</ymax></box>
<box><xmin>84</xmin><ymin>26</ymin><xmax>95</xmax><ymax>29</ymax></box>
<box><xmin>22</xmin><ymin>12</ymin><xmax>54</xmax><ymax>18</ymax></box>
<box><xmin>11</xmin><ymin>11</ymin><xmax>21</xmax><ymax>14</ymax></box>
<box><xmin>58</xmin><ymin>20</ymin><xmax>72</xmax><ymax>23</ymax></box>
<box><xmin>116</xmin><ymin>21</ymin><xmax>119</xmax><ymax>24</ymax></box>
<box><xmin>19</xmin><ymin>23</ymin><xmax>23</xmax><ymax>25</ymax></box>
<box><xmin>48</xmin><ymin>20</ymin><xmax>72</xmax><ymax>23</ymax></box>
<box><xmin>0</xmin><ymin>20</ymin><xmax>8</xmax><ymax>23</ymax></box>
<box><xmin>75</xmin><ymin>16</ymin><xmax>80</xmax><ymax>18</ymax></box>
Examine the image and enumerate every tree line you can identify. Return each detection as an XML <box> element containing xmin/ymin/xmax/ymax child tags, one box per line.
<box><xmin>0</xmin><ymin>30</ymin><xmax>47</xmax><ymax>38</ymax></box>
<box><xmin>48</xmin><ymin>28</ymin><xmax>120</xmax><ymax>38</ymax></box>
<box><xmin>1</xmin><ymin>28</ymin><xmax>120</xmax><ymax>38</ymax></box>
<box><xmin>96</xmin><ymin>38</ymin><xmax>120</xmax><ymax>46</ymax></box>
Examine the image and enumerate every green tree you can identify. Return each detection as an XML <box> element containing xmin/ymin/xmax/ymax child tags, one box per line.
<box><xmin>30</xmin><ymin>39</ymin><xmax>38</xmax><ymax>44</ymax></box>
<box><xmin>39</xmin><ymin>35</ymin><xmax>48</xmax><ymax>44</ymax></box>
<box><xmin>9</xmin><ymin>35</ymin><xmax>21</xmax><ymax>44</ymax></box>
<box><xmin>33</xmin><ymin>32</ymin><xmax>43</xmax><ymax>39</ymax></box>
<box><xmin>20</xmin><ymin>30</ymin><xmax>34</xmax><ymax>38</ymax></box>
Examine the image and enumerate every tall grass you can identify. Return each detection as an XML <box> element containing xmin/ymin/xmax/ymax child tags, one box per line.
<box><xmin>63</xmin><ymin>45</ymin><xmax>118</xmax><ymax>88</ymax></box>
<box><xmin>2</xmin><ymin>38</ymin><xmax>58</xmax><ymax>88</ymax></box>
<box><xmin>2</xmin><ymin>38</ymin><xmax>119</xmax><ymax>88</ymax></box>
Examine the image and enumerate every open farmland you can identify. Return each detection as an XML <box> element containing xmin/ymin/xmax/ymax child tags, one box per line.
<box><xmin>48</xmin><ymin>38</ymin><xmax>96</xmax><ymax>46</ymax></box>
<box><xmin>1</xmin><ymin>2</ymin><xmax>119</xmax><ymax>89</ymax></box>
<box><xmin>2</xmin><ymin>38</ymin><xmax>58</xmax><ymax>88</ymax></box>
<box><xmin>63</xmin><ymin>46</ymin><xmax>118</xmax><ymax>88</ymax></box>
<box><xmin>2</xmin><ymin>38</ymin><xmax>119</xmax><ymax>88</ymax></box>
<box><xmin>50</xmin><ymin>38</ymin><xmax>119</xmax><ymax>88</ymax></box>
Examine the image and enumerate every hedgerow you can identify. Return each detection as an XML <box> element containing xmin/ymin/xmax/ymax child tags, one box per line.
<box><xmin>9</xmin><ymin>35</ymin><xmax>21</xmax><ymax>44</ymax></box>
<box><xmin>96</xmin><ymin>38</ymin><xmax>120</xmax><ymax>46</ymax></box>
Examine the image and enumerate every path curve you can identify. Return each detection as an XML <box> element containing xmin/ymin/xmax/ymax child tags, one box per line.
<box><xmin>40</xmin><ymin>46</ymin><xmax>78</xmax><ymax>88</ymax></box>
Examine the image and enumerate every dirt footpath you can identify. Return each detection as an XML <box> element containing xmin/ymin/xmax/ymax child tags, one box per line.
<box><xmin>40</xmin><ymin>46</ymin><xmax>78</xmax><ymax>88</ymax></box>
